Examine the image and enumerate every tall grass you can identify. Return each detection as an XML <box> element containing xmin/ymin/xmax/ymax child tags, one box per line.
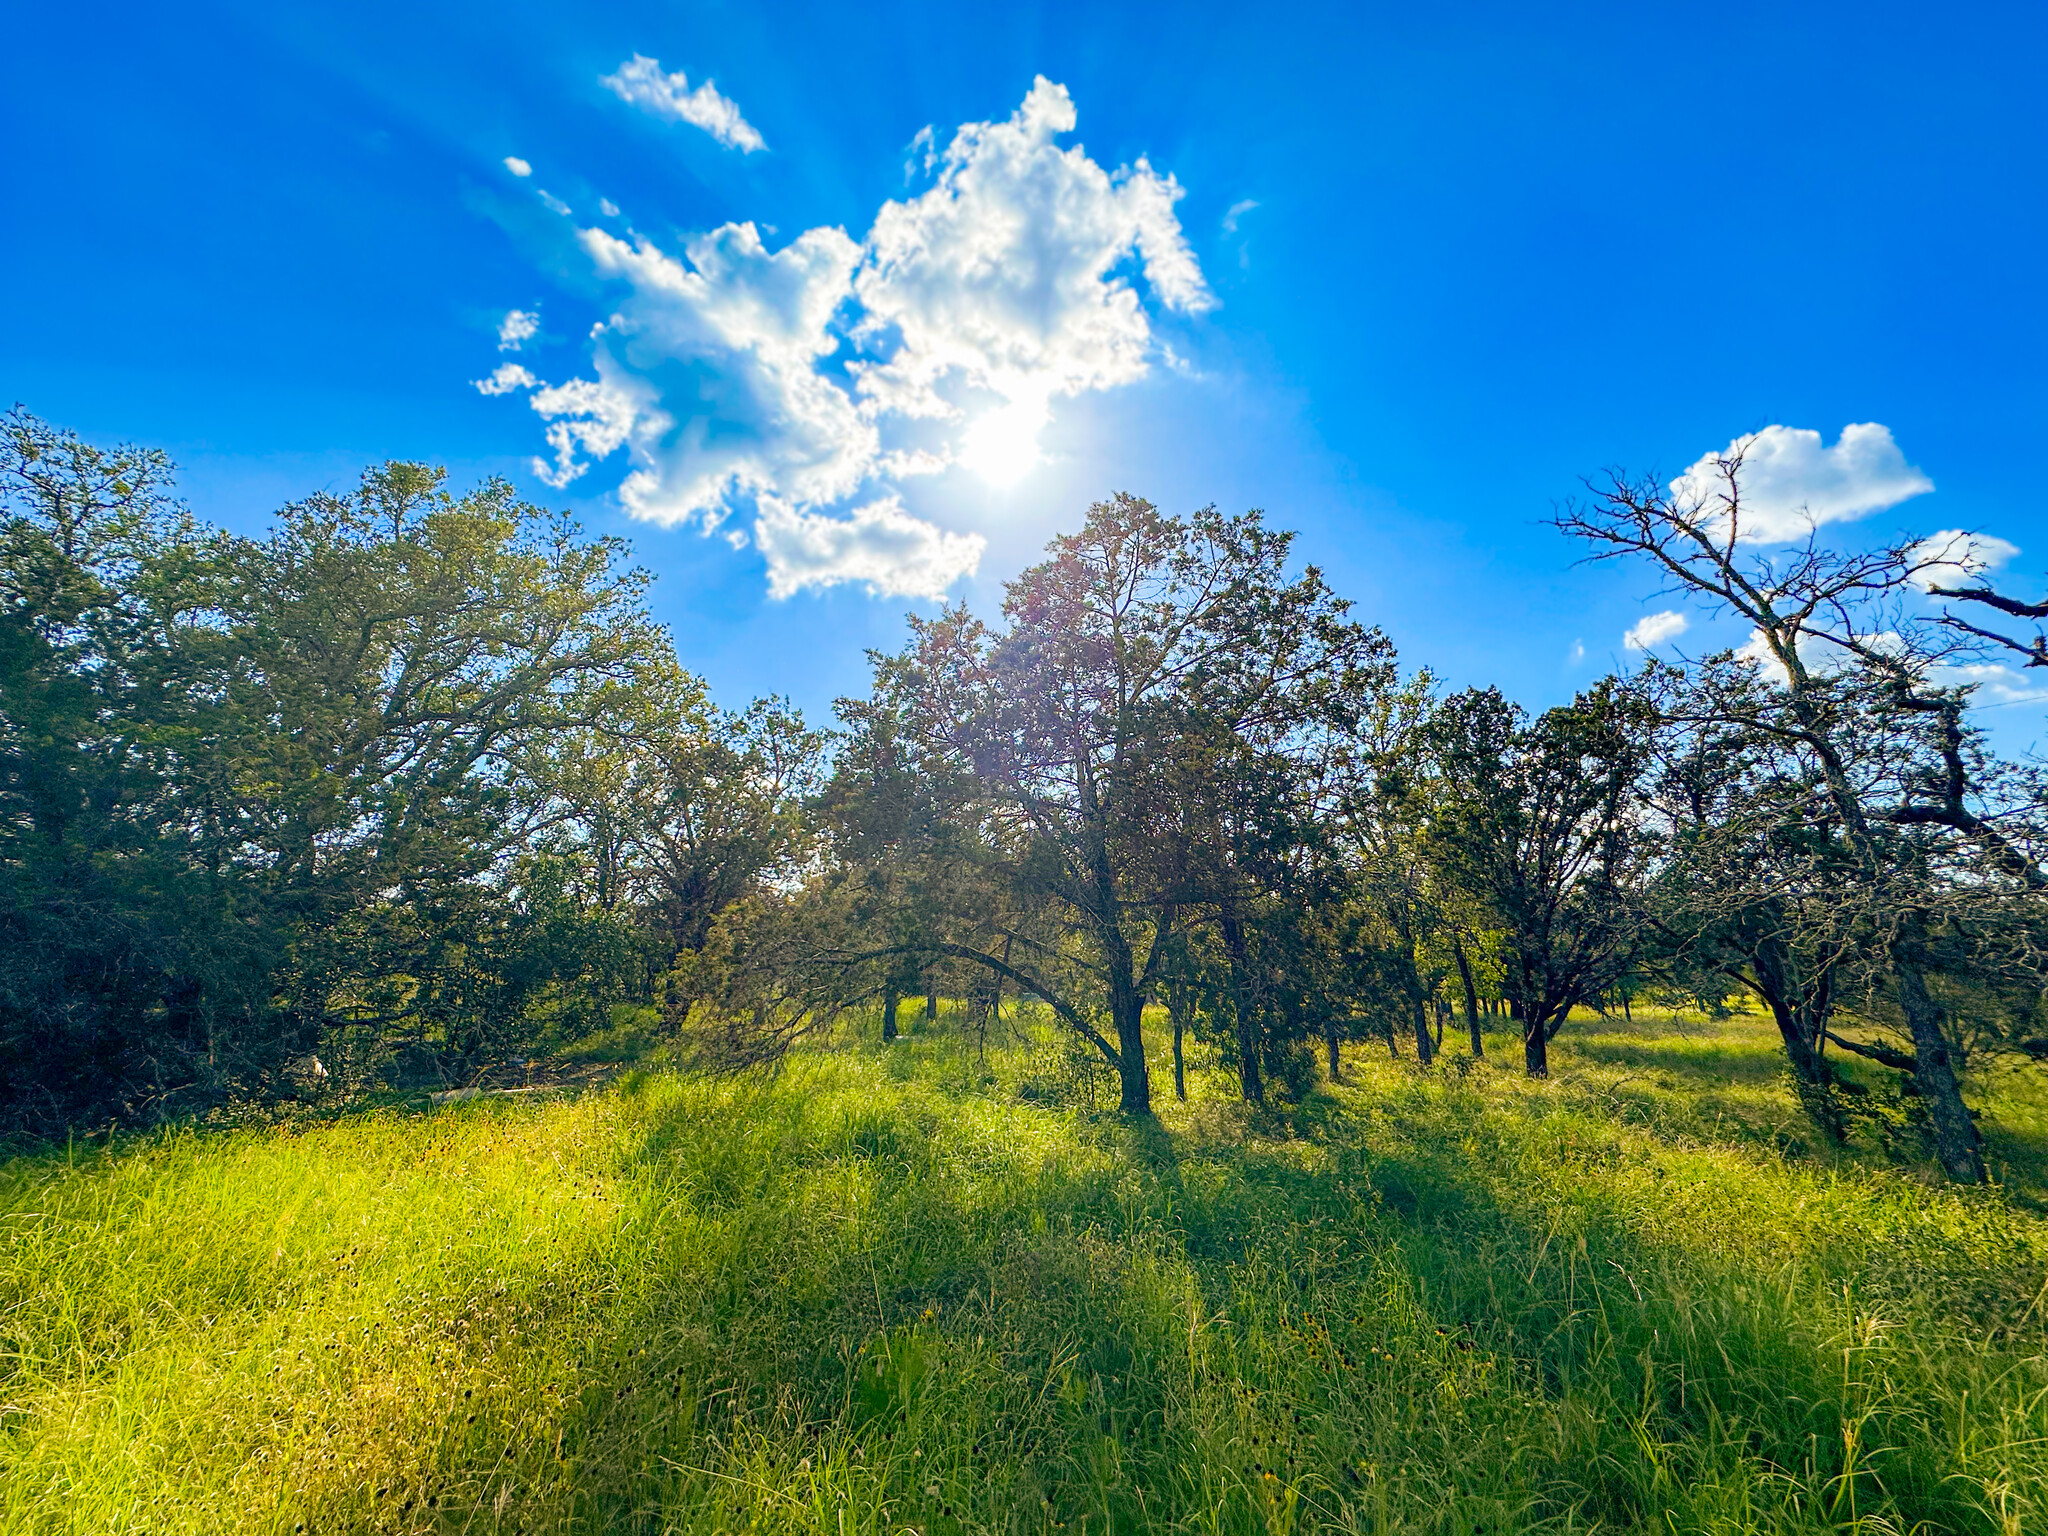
<box><xmin>2</xmin><ymin>1012</ymin><xmax>2045</xmax><ymax>1533</ymax></box>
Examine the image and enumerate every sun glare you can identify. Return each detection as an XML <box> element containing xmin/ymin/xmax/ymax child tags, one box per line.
<box><xmin>958</xmin><ymin>400</ymin><xmax>1046</xmax><ymax>485</ymax></box>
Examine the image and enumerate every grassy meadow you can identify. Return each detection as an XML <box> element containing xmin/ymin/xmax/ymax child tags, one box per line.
<box><xmin>4</xmin><ymin>1009</ymin><xmax>2048</xmax><ymax>1535</ymax></box>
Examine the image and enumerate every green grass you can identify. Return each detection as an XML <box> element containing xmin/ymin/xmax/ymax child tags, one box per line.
<box><xmin>3</xmin><ymin>1011</ymin><xmax>2046</xmax><ymax>1534</ymax></box>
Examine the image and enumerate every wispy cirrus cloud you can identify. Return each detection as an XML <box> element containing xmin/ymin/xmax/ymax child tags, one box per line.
<box><xmin>601</xmin><ymin>55</ymin><xmax>766</xmax><ymax>152</ymax></box>
<box><xmin>1672</xmin><ymin>423</ymin><xmax>1932</xmax><ymax>543</ymax></box>
<box><xmin>479</xmin><ymin>77</ymin><xmax>1210</xmax><ymax>600</ymax></box>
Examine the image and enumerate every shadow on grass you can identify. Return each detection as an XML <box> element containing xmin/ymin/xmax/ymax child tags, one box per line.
<box><xmin>90</xmin><ymin>1027</ymin><xmax>2027</xmax><ymax>1536</ymax></box>
<box><xmin>1561</xmin><ymin>1035</ymin><xmax>1788</xmax><ymax>1085</ymax></box>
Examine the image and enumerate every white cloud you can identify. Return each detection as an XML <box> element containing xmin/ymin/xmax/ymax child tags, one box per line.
<box><xmin>497</xmin><ymin>310</ymin><xmax>539</xmax><ymax>351</ymax></box>
<box><xmin>754</xmin><ymin>495</ymin><xmax>985</xmax><ymax>600</ymax></box>
<box><xmin>851</xmin><ymin>76</ymin><xmax>1212</xmax><ymax>445</ymax></box>
<box><xmin>1737</xmin><ymin>624</ymin><xmax>2045</xmax><ymax>706</ymax></box>
<box><xmin>1736</xmin><ymin>625</ymin><xmax>1910</xmax><ymax>688</ymax></box>
<box><xmin>504</xmin><ymin>156</ymin><xmax>532</xmax><ymax>178</ymax></box>
<box><xmin>1933</xmin><ymin>661</ymin><xmax>2048</xmax><ymax>707</ymax></box>
<box><xmin>482</xmin><ymin>78</ymin><xmax>1210</xmax><ymax>599</ymax></box>
<box><xmin>1568</xmin><ymin>639</ymin><xmax>1586</xmax><ymax>665</ymax></box>
<box><xmin>538</xmin><ymin>189</ymin><xmax>572</xmax><ymax>217</ymax></box>
<box><xmin>1624</xmin><ymin>610</ymin><xmax>1689</xmax><ymax>651</ymax></box>
<box><xmin>1672</xmin><ymin>424</ymin><xmax>1933</xmax><ymax>543</ymax></box>
<box><xmin>1222</xmin><ymin>198</ymin><xmax>1259</xmax><ymax>234</ymax></box>
<box><xmin>599</xmin><ymin>198</ymin><xmax>621</xmax><ymax>218</ymax></box>
<box><xmin>473</xmin><ymin>362</ymin><xmax>539</xmax><ymax>395</ymax></box>
<box><xmin>1908</xmin><ymin>529</ymin><xmax>2021</xmax><ymax>591</ymax></box>
<box><xmin>601</xmin><ymin>55</ymin><xmax>766</xmax><ymax>152</ymax></box>
<box><xmin>516</xmin><ymin>365</ymin><xmax>664</xmax><ymax>490</ymax></box>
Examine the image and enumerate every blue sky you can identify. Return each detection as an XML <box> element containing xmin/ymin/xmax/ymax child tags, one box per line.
<box><xmin>7</xmin><ymin>0</ymin><xmax>2045</xmax><ymax>747</ymax></box>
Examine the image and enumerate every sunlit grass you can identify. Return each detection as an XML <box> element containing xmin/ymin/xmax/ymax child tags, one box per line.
<box><xmin>3</xmin><ymin>1010</ymin><xmax>2045</xmax><ymax>1533</ymax></box>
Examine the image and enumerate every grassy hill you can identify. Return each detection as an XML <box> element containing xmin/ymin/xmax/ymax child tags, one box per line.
<box><xmin>4</xmin><ymin>1011</ymin><xmax>2046</xmax><ymax>1534</ymax></box>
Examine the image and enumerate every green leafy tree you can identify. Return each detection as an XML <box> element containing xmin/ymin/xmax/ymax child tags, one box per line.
<box><xmin>1427</xmin><ymin>681</ymin><xmax>1651</xmax><ymax>1077</ymax></box>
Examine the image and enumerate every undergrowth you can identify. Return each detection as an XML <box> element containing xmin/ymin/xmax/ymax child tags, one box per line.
<box><xmin>2</xmin><ymin>1012</ymin><xmax>2044</xmax><ymax>1534</ymax></box>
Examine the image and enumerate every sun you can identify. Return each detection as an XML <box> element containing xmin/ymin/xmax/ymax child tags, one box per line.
<box><xmin>958</xmin><ymin>399</ymin><xmax>1047</xmax><ymax>485</ymax></box>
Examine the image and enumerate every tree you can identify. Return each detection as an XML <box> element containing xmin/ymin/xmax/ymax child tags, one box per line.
<box><xmin>1426</xmin><ymin>682</ymin><xmax>1650</xmax><ymax>1077</ymax></box>
<box><xmin>1335</xmin><ymin>671</ymin><xmax>1446</xmax><ymax>1065</ymax></box>
<box><xmin>1637</xmin><ymin>674</ymin><xmax>1866</xmax><ymax>1139</ymax></box>
<box><xmin>0</xmin><ymin>409</ymin><xmax>675</xmax><ymax>1125</ymax></box>
<box><xmin>1556</xmin><ymin>452</ymin><xmax>2046</xmax><ymax>1181</ymax></box>
<box><xmin>860</xmin><ymin>493</ymin><xmax>1388</xmax><ymax>1115</ymax></box>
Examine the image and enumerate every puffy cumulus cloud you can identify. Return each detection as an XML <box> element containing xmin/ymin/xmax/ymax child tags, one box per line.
<box><xmin>482</xmin><ymin>78</ymin><xmax>1210</xmax><ymax>599</ymax></box>
<box><xmin>754</xmin><ymin>495</ymin><xmax>985</xmax><ymax>600</ymax></box>
<box><xmin>1672</xmin><ymin>424</ymin><xmax>1933</xmax><ymax>543</ymax></box>
<box><xmin>504</xmin><ymin>156</ymin><xmax>532</xmax><ymax>177</ymax></box>
<box><xmin>497</xmin><ymin>310</ymin><xmax>539</xmax><ymax>351</ymax></box>
<box><xmin>1623</xmin><ymin>610</ymin><xmax>1689</xmax><ymax>651</ymax></box>
<box><xmin>1908</xmin><ymin>529</ymin><xmax>2022</xmax><ymax>592</ymax></box>
<box><xmin>581</xmin><ymin>221</ymin><xmax>872</xmax><ymax>523</ymax></box>
<box><xmin>852</xmin><ymin>76</ymin><xmax>1212</xmax><ymax>432</ymax></box>
<box><xmin>474</xmin><ymin>363</ymin><xmax>539</xmax><ymax>395</ymax></box>
<box><xmin>602</xmin><ymin>55</ymin><xmax>765</xmax><ymax>152</ymax></box>
<box><xmin>525</xmin><ymin>365</ymin><xmax>659</xmax><ymax>490</ymax></box>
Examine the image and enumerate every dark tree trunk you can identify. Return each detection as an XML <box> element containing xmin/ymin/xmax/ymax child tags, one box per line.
<box><xmin>1895</xmin><ymin>953</ymin><xmax>1984</xmax><ymax>1183</ymax></box>
<box><xmin>1758</xmin><ymin>990</ymin><xmax>1846</xmax><ymax>1143</ymax></box>
<box><xmin>1523</xmin><ymin>1006</ymin><xmax>1549</xmax><ymax>1077</ymax></box>
<box><xmin>1166</xmin><ymin>977</ymin><xmax>1191</xmax><ymax>1102</ymax></box>
<box><xmin>1749</xmin><ymin>941</ymin><xmax>1846</xmax><ymax>1142</ymax></box>
<box><xmin>1454</xmin><ymin>940</ymin><xmax>1483</xmax><ymax>1059</ymax></box>
<box><xmin>1236</xmin><ymin>1011</ymin><xmax>1264</xmax><ymax>1102</ymax></box>
<box><xmin>1110</xmin><ymin>983</ymin><xmax>1153</xmax><ymax>1115</ymax></box>
<box><xmin>1412</xmin><ymin>993</ymin><xmax>1435</xmax><ymax>1066</ymax></box>
<box><xmin>1219</xmin><ymin>908</ymin><xmax>1264</xmax><ymax>1104</ymax></box>
<box><xmin>1098</xmin><ymin>924</ymin><xmax>1153</xmax><ymax>1116</ymax></box>
<box><xmin>882</xmin><ymin>988</ymin><xmax>900</xmax><ymax>1043</ymax></box>
<box><xmin>1326</xmin><ymin>1021</ymin><xmax>1341</xmax><ymax>1083</ymax></box>
<box><xmin>924</xmin><ymin>989</ymin><xmax>939</xmax><ymax>1030</ymax></box>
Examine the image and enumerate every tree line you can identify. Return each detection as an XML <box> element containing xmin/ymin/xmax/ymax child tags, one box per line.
<box><xmin>3</xmin><ymin>410</ymin><xmax>2043</xmax><ymax>1182</ymax></box>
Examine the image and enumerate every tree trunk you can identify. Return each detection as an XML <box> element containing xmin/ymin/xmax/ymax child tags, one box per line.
<box><xmin>1412</xmin><ymin>992</ymin><xmax>1435</xmax><ymax>1066</ymax></box>
<box><xmin>1454</xmin><ymin>940</ymin><xmax>1483</xmax><ymax>1059</ymax></box>
<box><xmin>1326</xmin><ymin>1021</ymin><xmax>1341</xmax><ymax>1082</ymax></box>
<box><xmin>1219</xmin><ymin>908</ymin><xmax>1264</xmax><ymax>1104</ymax></box>
<box><xmin>1110</xmin><ymin>983</ymin><xmax>1153</xmax><ymax>1116</ymax></box>
<box><xmin>1523</xmin><ymin>1006</ymin><xmax>1549</xmax><ymax>1077</ymax></box>
<box><xmin>1167</xmin><ymin>978</ymin><xmax>1191</xmax><ymax>1102</ymax></box>
<box><xmin>1096</xmin><ymin>921</ymin><xmax>1153</xmax><ymax>1115</ymax></box>
<box><xmin>1759</xmin><ymin>989</ymin><xmax>1845</xmax><ymax>1143</ymax></box>
<box><xmin>924</xmin><ymin>989</ymin><xmax>939</xmax><ymax>1030</ymax></box>
<box><xmin>1895</xmin><ymin>954</ymin><xmax>1984</xmax><ymax>1183</ymax></box>
<box><xmin>882</xmin><ymin>987</ymin><xmax>900</xmax><ymax>1043</ymax></box>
